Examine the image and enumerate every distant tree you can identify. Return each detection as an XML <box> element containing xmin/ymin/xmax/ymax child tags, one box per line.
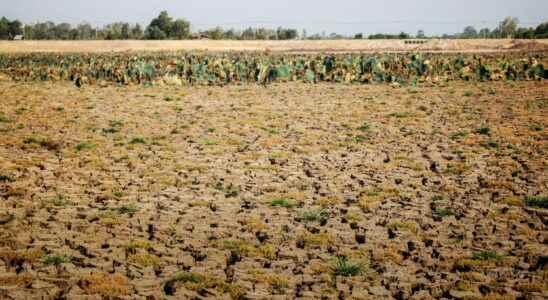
<box><xmin>398</xmin><ymin>32</ymin><xmax>410</xmax><ymax>39</ymax></box>
<box><xmin>241</xmin><ymin>27</ymin><xmax>255</xmax><ymax>40</ymax></box>
<box><xmin>461</xmin><ymin>26</ymin><xmax>478</xmax><ymax>38</ymax></box>
<box><xmin>498</xmin><ymin>17</ymin><xmax>518</xmax><ymax>38</ymax></box>
<box><xmin>131</xmin><ymin>24</ymin><xmax>144</xmax><ymax>39</ymax></box>
<box><xmin>301</xmin><ymin>29</ymin><xmax>307</xmax><ymax>40</ymax></box>
<box><xmin>171</xmin><ymin>19</ymin><xmax>190</xmax><ymax>39</ymax></box>
<box><xmin>145</xmin><ymin>25</ymin><xmax>167</xmax><ymax>40</ymax></box>
<box><xmin>0</xmin><ymin>17</ymin><xmax>10</xmax><ymax>39</ymax></box>
<box><xmin>206</xmin><ymin>26</ymin><xmax>224</xmax><ymax>40</ymax></box>
<box><xmin>23</xmin><ymin>24</ymin><xmax>33</xmax><ymax>39</ymax></box>
<box><xmin>121</xmin><ymin>23</ymin><xmax>130</xmax><ymax>39</ymax></box>
<box><xmin>76</xmin><ymin>23</ymin><xmax>95</xmax><ymax>39</ymax></box>
<box><xmin>150</xmin><ymin>11</ymin><xmax>172</xmax><ymax>34</ymax></box>
<box><xmin>534</xmin><ymin>22</ymin><xmax>548</xmax><ymax>38</ymax></box>
<box><xmin>0</xmin><ymin>17</ymin><xmax>22</xmax><ymax>39</ymax></box>
<box><xmin>146</xmin><ymin>11</ymin><xmax>172</xmax><ymax>39</ymax></box>
<box><xmin>416</xmin><ymin>29</ymin><xmax>425</xmax><ymax>38</ymax></box>
<box><xmin>224</xmin><ymin>28</ymin><xmax>237</xmax><ymax>39</ymax></box>
<box><xmin>8</xmin><ymin>19</ymin><xmax>22</xmax><ymax>38</ymax></box>
<box><xmin>256</xmin><ymin>27</ymin><xmax>268</xmax><ymax>40</ymax></box>
<box><xmin>54</xmin><ymin>23</ymin><xmax>72</xmax><ymax>40</ymax></box>
<box><xmin>479</xmin><ymin>28</ymin><xmax>490</xmax><ymax>38</ymax></box>
<box><xmin>308</xmin><ymin>33</ymin><xmax>322</xmax><ymax>40</ymax></box>
<box><xmin>354</xmin><ymin>33</ymin><xmax>363</xmax><ymax>39</ymax></box>
<box><xmin>517</xmin><ymin>27</ymin><xmax>535</xmax><ymax>39</ymax></box>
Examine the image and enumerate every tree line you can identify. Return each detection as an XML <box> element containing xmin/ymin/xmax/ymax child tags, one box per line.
<box><xmin>1</xmin><ymin>13</ymin><xmax>547</xmax><ymax>40</ymax></box>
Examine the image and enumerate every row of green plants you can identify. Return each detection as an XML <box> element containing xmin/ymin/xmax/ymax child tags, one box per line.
<box><xmin>0</xmin><ymin>52</ymin><xmax>546</xmax><ymax>86</ymax></box>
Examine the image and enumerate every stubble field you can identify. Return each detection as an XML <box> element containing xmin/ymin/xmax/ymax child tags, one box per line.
<box><xmin>0</xmin><ymin>78</ymin><xmax>547</xmax><ymax>299</ymax></box>
<box><xmin>1</xmin><ymin>39</ymin><xmax>548</xmax><ymax>53</ymax></box>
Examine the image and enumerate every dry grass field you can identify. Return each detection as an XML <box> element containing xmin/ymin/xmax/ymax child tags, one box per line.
<box><xmin>1</xmin><ymin>39</ymin><xmax>548</xmax><ymax>53</ymax></box>
<box><xmin>0</xmin><ymin>79</ymin><xmax>547</xmax><ymax>299</ymax></box>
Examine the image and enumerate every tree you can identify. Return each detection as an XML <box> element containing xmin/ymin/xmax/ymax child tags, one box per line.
<box><xmin>121</xmin><ymin>23</ymin><xmax>130</xmax><ymax>39</ymax></box>
<box><xmin>0</xmin><ymin>17</ymin><xmax>22</xmax><ymax>39</ymax></box>
<box><xmin>515</xmin><ymin>27</ymin><xmax>534</xmax><ymax>39</ymax></box>
<box><xmin>534</xmin><ymin>22</ymin><xmax>548</xmax><ymax>38</ymax></box>
<box><xmin>461</xmin><ymin>26</ymin><xmax>478</xmax><ymax>38</ymax></box>
<box><xmin>479</xmin><ymin>28</ymin><xmax>490</xmax><ymax>38</ymax></box>
<box><xmin>224</xmin><ymin>28</ymin><xmax>237</xmax><ymax>39</ymax></box>
<box><xmin>171</xmin><ymin>19</ymin><xmax>190</xmax><ymax>39</ymax></box>
<box><xmin>146</xmin><ymin>11</ymin><xmax>172</xmax><ymax>39</ymax></box>
<box><xmin>8</xmin><ymin>19</ymin><xmax>22</xmax><ymax>38</ymax></box>
<box><xmin>206</xmin><ymin>26</ymin><xmax>224</xmax><ymax>40</ymax></box>
<box><xmin>498</xmin><ymin>17</ymin><xmax>518</xmax><ymax>38</ymax></box>
<box><xmin>131</xmin><ymin>24</ymin><xmax>144</xmax><ymax>39</ymax></box>
<box><xmin>145</xmin><ymin>25</ymin><xmax>167</xmax><ymax>40</ymax></box>
<box><xmin>23</xmin><ymin>24</ymin><xmax>33</xmax><ymax>39</ymax></box>
<box><xmin>416</xmin><ymin>29</ymin><xmax>425</xmax><ymax>38</ymax></box>
<box><xmin>0</xmin><ymin>17</ymin><xmax>10</xmax><ymax>39</ymax></box>
<box><xmin>242</xmin><ymin>27</ymin><xmax>255</xmax><ymax>40</ymax></box>
<box><xmin>354</xmin><ymin>33</ymin><xmax>363</xmax><ymax>39</ymax></box>
<box><xmin>76</xmin><ymin>23</ymin><xmax>94</xmax><ymax>40</ymax></box>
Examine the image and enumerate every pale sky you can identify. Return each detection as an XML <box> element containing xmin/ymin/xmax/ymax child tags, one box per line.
<box><xmin>2</xmin><ymin>0</ymin><xmax>547</xmax><ymax>35</ymax></box>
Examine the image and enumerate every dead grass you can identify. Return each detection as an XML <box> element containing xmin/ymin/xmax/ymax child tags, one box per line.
<box><xmin>1</xmin><ymin>39</ymin><xmax>547</xmax><ymax>53</ymax></box>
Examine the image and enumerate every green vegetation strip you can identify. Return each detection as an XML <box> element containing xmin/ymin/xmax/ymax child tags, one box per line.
<box><xmin>0</xmin><ymin>52</ymin><xmax>545</xmax><ymax>86</ymax></box>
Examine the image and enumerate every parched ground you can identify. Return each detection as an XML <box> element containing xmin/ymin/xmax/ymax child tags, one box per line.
<box><xmin>0</xmin><ymin>80</ymin><xmax>547</xmax><ymax>299</ymax></box>
<box><xmin>0</xmin><ymin>39</ymin><xmax>548</xmax><ymax>53</ymax></box>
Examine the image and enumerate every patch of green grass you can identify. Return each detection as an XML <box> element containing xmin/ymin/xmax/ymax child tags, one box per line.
<box><xmin>117</xmin><ymin>203</ymin><xmax>139</xmax><ymax>214</ymax></box>
<box><xmin>75</xmin><ymin>141</ymin><xmax>96</xmax><ymax>152</ymax></box>
<box><xmin>472</xmin><ymin>251</ymin><xmax>504</xmax><ymax>262</ymax></box>
<box><xmin>433</xmin><ymin>208</ymin><xmax>455</xmax><ymax>218</ymax></box>
<box><xmin>43</xmin><ymin>255</ymin><xmax>68</xmax><ymax>265</ymax></box>
<box><xmin>450</xmin><ymin>130</ymin><xmax>468</xmax><ymax>141</ymax></box>
<box><xmin>475</xmin><ymin>127</ymin><xmax>490</xmax><ymax>135</ymax></box>
<box><xmin>22</xmin><ymin>136</ymin><xmax>59</xmax><ymax>150</ymax></box>
<box><xmin>261</xmin><ymin>127</ymin><xmax>279</xmax><ymax>134</ymax></box>
<box><xmin>529</xmin><ymin>124</ymin><xmax>543</xmax><ymax>132</ymax></box>
<box><xmin>356</xmin><ymin>123</ymin><xmax>371</xmax><ymax>132</ymax></box>
<box><xmin>270</xmin><ymin>198</ymin><xmax>295</xmax><ymax>208</ymax></box>
<box><xmin>163</xmin><ymin>96</ymin><xmax>173</xmax><ymax>102</ymax></box>
<box><xmin>484</xmin><ymin>140</ymin><xmax>499</xmax><ymax>149</ymax></box>
<box><xmin>431</xmin><ymin>195</ymin><xmax>444</xmax><ymax>202</ymax></box>
<box><xmin>350</xmin><ymin>135</ymin><xmax>368</xmax><ymax>143</ymax></box>
<box><xmin>301</xmin><ymin>208</ymin><xmax>329</xmax><ymax>223</ymax></box>
<box><xmin>207</xmin><ymin>127</ymin><xmax>216</xmax><ymax>133</ymax></box>
<box><xmin>332</xmin><ymin>256</ymin><xmax>363</xmax><ymax>277</ymax></box>
<box><xmin>129</xmin><ymin>137</ymin><xmax>146</xmax><ymax>145</ymax></box>
<box><xmin>201</xmin><ymin>139</ymin><xmax>218</xmax><ymax>146</ymax></box>
<box><xmin>51</xmin><ymin>196</ymin><xmax>69</xmax><ymax>207</ymax></box>
<box><xmin>388</xmin><ymin>111</ymin><xmax>413</xmax><ymax>118</ymax></box>
<box><xmin>524</xmin><ymin>195</ymin><xmax>548</xmax><ymax>209</ymax></box>
<box><xmin>103</xmin><ymin>120</ymin><xmax>123</xmax><ymax>134</ymax></box>
<box><xmin>463</xmin><ymin>91</ymin><xmax>473</xmax><ymax>97</ymax></box>
<box><xmin>0</xmin><ymin>114</ymin><xmax>12</xmax><ymax>123</ymax></box>
<box><xmin>172</xmin><ymin>272</ymin><xmax>204</xmax><ymax>284</ymax></box>
<box><xmin>0</xmin><ymin>175</ymin><xmax>13</xmax><ymax>182</ymax></box>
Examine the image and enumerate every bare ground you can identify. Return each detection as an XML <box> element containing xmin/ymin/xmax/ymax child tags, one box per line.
<box><xmin>1</xmin><ymin>39</ymin><xmax>548</xmax><ymax>53</ymax></box>
<box><xmin>0</xmin><ymin>80</ymin><xmax>547</xmax><ymax>299</ymax></box>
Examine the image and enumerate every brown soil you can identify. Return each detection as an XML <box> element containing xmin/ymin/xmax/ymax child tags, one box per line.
<box><xmin>1</xmin><ymin>39</ymin><xmax>548</xmax><ymax>53</ymax></box>
<box><xmin>0</xmin><ymin>80</ymin><xmax>547</xmax><ymax>299</ymax></box>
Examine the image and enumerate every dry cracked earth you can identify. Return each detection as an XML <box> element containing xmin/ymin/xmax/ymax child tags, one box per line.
<box><xmin>0</xmin><ymin>80</ymin><xmax>547</xmax><ymax>299</ymax></box>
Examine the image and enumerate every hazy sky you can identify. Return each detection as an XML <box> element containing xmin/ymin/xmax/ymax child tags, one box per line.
<box><xmin>3</xmin><ymin>0</ymin><xmax>547</xmax><ymax>35</ymax></box>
